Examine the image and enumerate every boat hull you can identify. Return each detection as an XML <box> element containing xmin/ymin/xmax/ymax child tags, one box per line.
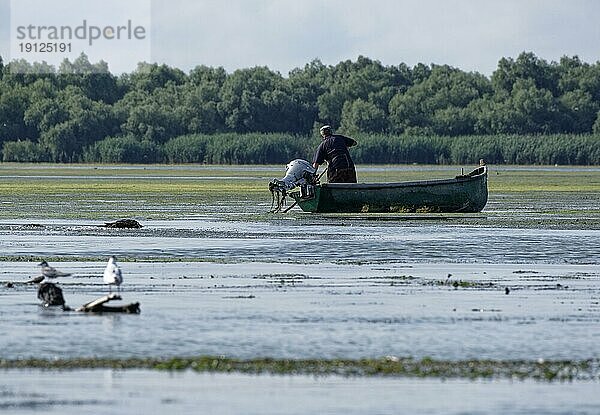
<box><xmin>291</xmin><ymin>166</ymin><xmax>488</xmax><ymax>213</ymax></box>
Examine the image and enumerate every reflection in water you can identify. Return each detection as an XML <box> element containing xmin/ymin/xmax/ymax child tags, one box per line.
<box><xmin>101</xmin><ymin>314</ymin><xmax>123</xmax><ymax>331</ymax></box>
<box><xmin>2</xmin><ymin>369</ymin><xmax>600</xmax><ymax>415</ymax></box>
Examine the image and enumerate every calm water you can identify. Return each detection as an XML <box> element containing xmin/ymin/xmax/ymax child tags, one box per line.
<box><xmin>2</xmin><ymin>370</ymin><xmax>600</xmax><ymax>415</ymax></box>
<box><xmin>1</xmin><ymin>260</ymin><xmax>599</xmax><ymax>361</ymax></box>
<box><xmin>0</xmin><ymin>218</ymin><xmax>598</xmax><ymax>264</ymax></box>
<box><xmin>1</xmin><ymin>217</ymin><xmax>599</xmax><ymax>361</ymax></box>
<box><xmin>1</xmin><ymin>165</ymin><xmax>599</xmax><ymax>414</ymax></box>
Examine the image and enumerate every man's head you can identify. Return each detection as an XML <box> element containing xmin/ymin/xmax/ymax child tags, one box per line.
<box><xmin>320</xmin><ymin>125</ymin><xmax>332</xmax><ymax>138</ymax></box>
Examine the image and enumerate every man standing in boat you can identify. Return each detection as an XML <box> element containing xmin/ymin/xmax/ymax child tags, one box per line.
<box><xmin>312</xmin><ymin>125</ymin><xmax>358</xmax><ymax>183</ymax></box>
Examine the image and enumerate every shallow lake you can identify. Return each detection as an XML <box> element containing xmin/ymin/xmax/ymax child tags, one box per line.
<box><xmin>1</xmin><ymin>241</ymin><xmax>600</xmax><ymax>361</ymax></box>
<box><xmin>3</xmin><ymin>369</ymin><xmax>600</xmax><ymax>415</ymax></box>
<box><xmin>0</xmin><ymin>164</ymin><xmax>599</xmax><ymax>414</ymax></box>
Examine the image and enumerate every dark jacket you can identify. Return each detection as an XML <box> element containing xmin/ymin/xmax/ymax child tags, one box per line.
<box><xmin>312</xmin><ymin>134</ymin><xmax>357</xmax><ymax>170</ymax></box>
<box><xmin>312</xmin><ymin>134</ymin><xmax>357</xmax><ymax>183</ymax></box>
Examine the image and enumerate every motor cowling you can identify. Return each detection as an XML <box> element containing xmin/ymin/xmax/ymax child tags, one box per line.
<box><xmin>269</xmin><ymin>159</ymin><xmax>316</xmax><ymax>191</ymax></box>
<box><xmin>269</xmin><ymin>159</ymin><xmax>318</xmax><ymax>212</ymax></box>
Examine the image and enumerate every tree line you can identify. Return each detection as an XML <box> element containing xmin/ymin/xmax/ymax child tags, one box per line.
<box><xmin>1</xmin><ymin>52</ymin><xmax>600</xmax><ymax>164</ymax></box>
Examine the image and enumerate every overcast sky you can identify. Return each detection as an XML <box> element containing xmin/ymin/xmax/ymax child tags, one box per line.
<box><xmin>1</xmin><ymin>0</ymin><xmax>600</xmax><ymax>75</ymax></box>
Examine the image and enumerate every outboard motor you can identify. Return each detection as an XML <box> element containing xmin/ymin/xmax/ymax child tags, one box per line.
<box><xmin>269</xmin><ymin>159</ymin><xmax>318</xmax><ymax>212</ymax></box>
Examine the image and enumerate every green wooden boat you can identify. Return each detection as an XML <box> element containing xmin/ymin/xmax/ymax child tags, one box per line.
<box><xmin>289</xmin><ymin>165</ymin><xmax>488</xmax><ymax>213</ymax></box>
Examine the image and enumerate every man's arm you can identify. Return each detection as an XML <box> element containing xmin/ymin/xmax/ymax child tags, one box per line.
<box><xmin>336</xmin><ymin>134</ymin><xmax>357</xmax><ymax>147</ymax></box>
<box><xmin>312</xmin><ymin>141</ymin><xmax>326</xmax><ymax>169</ymax></box>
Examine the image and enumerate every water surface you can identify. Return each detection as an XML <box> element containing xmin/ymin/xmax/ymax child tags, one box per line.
<box><xmin>1</xmin><ymin>164</ymin><xmax>599</xmax><ymax>414</ymax></box>
<box><xmin>2</xmin><ymin>369</ymin><xmax>600</xmax><ymax>415</ymax></box>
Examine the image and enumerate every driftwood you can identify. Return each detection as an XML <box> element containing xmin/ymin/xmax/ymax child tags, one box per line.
<box><xmin>76</xmin><ymin>293</ymin><xmax>140</xmax><ymax>314</ymax></box>
<box><xmin>33</xmin><ymin>282</ymin><xmax>140</xmax><ymax>314</ymax></box>
<box><xmin>103</xmin><ymin>219</ymin><xmax>143</xmax><ymax>229</ymax></box>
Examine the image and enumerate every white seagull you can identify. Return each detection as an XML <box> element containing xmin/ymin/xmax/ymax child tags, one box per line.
<box><xmin>38</xmin><ymin>260</ymin><xmax>71</xmax><ymax>281</ymax></box>
<box><xmin>103</xmin><ymin>256</ymin><xmax>123</xmax><ymax>294</ymax></box>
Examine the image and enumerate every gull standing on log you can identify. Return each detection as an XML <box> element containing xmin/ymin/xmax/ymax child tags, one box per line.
<box><xmin>103</xmin><ymin>256</ymin><xmax>123</xmax><ymax>293</ymax></box>
<box><xmin>38</xmin><ymin>260</ymin><xmax>71</xmax><ymax>281</ymax></box>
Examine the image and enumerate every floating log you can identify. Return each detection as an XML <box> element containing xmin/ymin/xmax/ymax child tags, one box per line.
<box><xmin>92</xmin><ymin>303</ymin><xmax>140</xmax><ymax>313</ymax></box>
<box><xmin>76</xmin><ymin>293</ymin><xmax>140</xmax><ymax>314</ymax></box>
<box><xmin>78</xmin><ymin>293</ymin><xmax>120</xmax><ymax>310</ymax></box>
<box><xmin>103</xmin><ymin>219</ymin><xmax>143</xmax><ymax>229</ymax></box>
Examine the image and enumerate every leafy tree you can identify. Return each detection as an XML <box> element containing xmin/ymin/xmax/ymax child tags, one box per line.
<box><xmin>559</xmin><ymin>90</ymin><xmax>599</xmax><ymax>133</ymax></box>
<box><xmin>183</xmin><ymin>88</ymin><xmax>222</xmax><ymax>134</ymax></box>
<box><xmin>288</xmin><ymin>59</ymin><xmax>329</xmax><ymax>134</ymax></box>
<box><xmin>218</xmin><ymin>66</ymin><xmax>299</xmax><ymax>133</ymax></box>
<box><xmin>182</xmin><ymin>65</ymin><xmax>226</xmax><ymax>133</ymax></box>
<box><xmin>411</xmin><ymin>63</ymin><xmax>431</xmax><ymax>84</ymax></box>
<box><xmin>188</xmin><ymin>65</ymin><xmax>226</xmax><ymax>87</ymax></box>
<box><xmin>317</xmin><ymin>56</ymin><xmax>411</xmax><ymax>129</ymax></box>
<box><xmin>0</xmin><ymin>84</ymin><xmax>35</xmax><ymax>145</ymax></box>
<box><xmin>123</xmin><ymin>62</ymin><xmax>187</xmax><ymax>93</ymax></box>
<box><xmin>557</xmin><ymin>55</ymin><xmax>588</xmax><ymax>94</ymax></box>
<box><xmin>34</xmin><ymin>86</ymin><xmax>119</xmax><ymax>161</ymax></box>
<box><xmin>116</xmin><ymin>83</ymin><xmax>190</xmax><ymax>142</ymax></box>
<box><xmin>473</xmin><ymin>79</ymin><xmax>566</xmax><ymax>134</ymax></box>
<box><xmin>431</xmin><ymin>106</ymin><xmax>476</xmax><ymax>136</ymax></box>
<box><xmin>316</xmin><ymin>86</ymin><xmax>346</xmax><ymax>129</ymax></box>
<box><xmin>340</xmin><ymin>98</ymin><xmax>387</xmax><ymax>134</ymax></box>
<box><xmin>593</xmin><ymin>111</ymin><xmax>600</xmax><ymax>134</ymax></box>
<box><xmin>58</xmin><ymin>53</ymin><xmax>109</xmax><ymax>74</ymax></box>
<box><xmin>578</xmin><ymin>63</ymin><xmax>600</xmax><ymax>103</ymax></box>
<box><xmin>492</xmin><ymin>52</ymin><xmax>559</xmax><ymax>95</ymax></box>
<box><xmin>388</xmin><ymin>65</ymin><xmax>490</xmax><ymax>135</ymax></box>
<box><xmin>1</xmin><ymin>52</ymin><xmax>600</xmax><ymax>163</ymax></box>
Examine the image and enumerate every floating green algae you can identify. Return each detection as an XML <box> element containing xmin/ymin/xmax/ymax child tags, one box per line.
<box><xmin>0</xmin><ymin>356</ymin><xmax>595</xmax><ymax>382</ymax></box>
<box><xmin>0</xmin><ymin>164</ymin><xmax>598</xmax><ymax>228</ymax></box>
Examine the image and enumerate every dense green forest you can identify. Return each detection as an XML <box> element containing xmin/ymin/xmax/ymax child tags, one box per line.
<box><xmin>1</xmin><ymin>52</ymin><xmax>599</xmax><ymax>164</ymax></box>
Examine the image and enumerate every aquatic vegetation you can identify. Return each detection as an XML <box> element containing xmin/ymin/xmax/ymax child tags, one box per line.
<box><xmin>0</xmin><ymin>161</ymin><xmax>598</xmax><ymax>415</ymax></box>
<box><xmin>0</xmin><ymin>164</ymin><xmax>598</xmax><ymax>222</ymax></box>
<box><xmin>0</xmin><ymin>255</ymin><xmax>236</xmax><ymax>264</ymax></box>
<box><xmin>0</xmin><ymin>356</ymin><xmax>596</xmax><ymax>382</ymax></box>
<box><xmin>431</xmin><ymin>279</ymin><xmax>496</xmax><ymax>289</ymax></box>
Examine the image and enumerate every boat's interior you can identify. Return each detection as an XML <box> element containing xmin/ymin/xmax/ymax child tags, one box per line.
<box><xmin>324</xmin><ymin>165</ymin><xmax>487</xmax><ymax>189</ymax></box>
